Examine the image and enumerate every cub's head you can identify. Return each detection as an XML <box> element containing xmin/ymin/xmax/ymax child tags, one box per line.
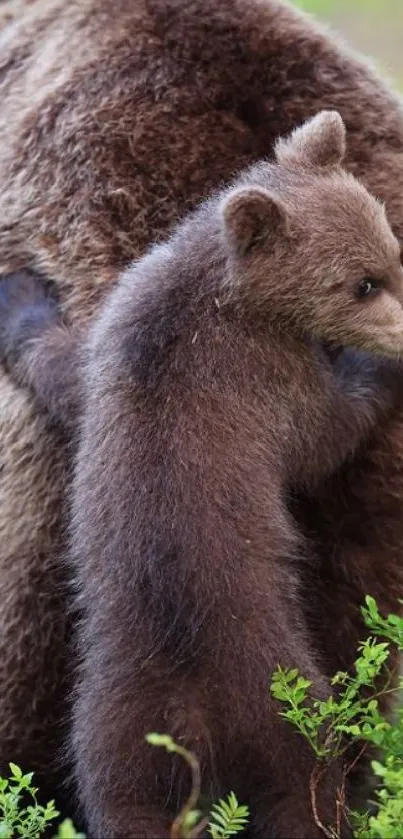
<box><xmin>220</xmin><ymin>110</ymin><xmax>403</xmax><ymax>356</ymax></box>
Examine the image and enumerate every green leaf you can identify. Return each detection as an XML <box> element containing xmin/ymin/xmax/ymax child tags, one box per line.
<box><xmin>55</xmin><ymin>818</ymin><xmax>86</xmax><ymax>838</ymax></box>
<box><xmin>145</xmin><ymin>732</ymin><xmax>175</xmax><ymax>749</ymax></box>
<box><xmin>208</xmin><ymin>792</ymin><xmax>249</xmax><ymax>838</ymax></box>
<box><xmin>8</xmin><ymin>765</ymin><xmax>22</xmax><ymax>781</ymax></box>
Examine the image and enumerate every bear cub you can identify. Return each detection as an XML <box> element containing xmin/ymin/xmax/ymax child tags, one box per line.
<box><xmin>1</xmin><ymin>110</ymin><xmax>403</xmax><ymax>838</ymax></box>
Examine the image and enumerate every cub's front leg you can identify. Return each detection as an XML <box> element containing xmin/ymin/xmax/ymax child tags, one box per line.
<box><xmin>0</xmin><ymin>269</ymin><xmax>82</xmax><ymax>430</ymax></box>
<box><xmin>293</xmin><ymin>344</ymin><xmax>403</xmax><ymax>488</ymax></box>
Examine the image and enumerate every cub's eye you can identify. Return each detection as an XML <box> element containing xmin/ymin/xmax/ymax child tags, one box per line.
<box><xmin>356</xmin><ymin>277</ymin><xmax>382</xmax><ymax>299</ymax></box>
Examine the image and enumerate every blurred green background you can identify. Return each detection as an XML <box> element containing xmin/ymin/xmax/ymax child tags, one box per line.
<box><xmin>292</xmin><ymin>0</ymin><xmax>403</xmax><ymax>88</ymax></box>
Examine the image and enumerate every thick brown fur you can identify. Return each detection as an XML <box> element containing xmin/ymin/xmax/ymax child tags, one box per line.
<box><xmin>2</xmin><ymin>0</ymin><xmax>403</xmax><ymax>812</ymax></box>
<box><xmin>3</xmin><ymin>113</ymin><xmax>403</xmax><ymax>837</ymax></box>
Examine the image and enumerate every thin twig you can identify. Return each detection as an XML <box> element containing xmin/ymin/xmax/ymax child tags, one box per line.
<box><xmin>310</xmin><ymin>764</ymin><xmax>335</xmax><ymax>839</ymax></box>
<box><xmin>170</xmin><ymin>746</ymin><xmax>202</xmax><ymax>839</ymax></box>
<box><xmin>336</xmin><ymin>773</ymin><xmax>345</xmax><ymax>838</ymax></box>
<box><xmin>344</xmin><ymin>742</ymin><xmax>368</xmax><ymax>780</ymax></box>
<box><xmin>335</xmin><ymin>742</ymin><xmax>368</xmax><ymax>838</ymax></box>
<box><xmin>189</xmin><ymin>815</ymin><xmax>209</xmax><ymax>839</ymax></box>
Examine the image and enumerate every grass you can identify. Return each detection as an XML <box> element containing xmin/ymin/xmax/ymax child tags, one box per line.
<box><xmin>291</xmin><ymin>0</ymin><xmax>403</xmax><ymax>88</ymax></box>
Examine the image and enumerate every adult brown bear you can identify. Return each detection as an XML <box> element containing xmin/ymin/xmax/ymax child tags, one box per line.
<box><xmin>0</xmin><ymin>0</ymin><xmax>403</xmax><ymax>817</ymax></box>
<box><xmin>2</xmin><ymin>111</ymin><xmax>403</xmax><ymax>837</ymax></box>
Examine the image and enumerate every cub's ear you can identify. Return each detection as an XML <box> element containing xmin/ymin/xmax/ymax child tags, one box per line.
<box><xmin>275</xmin><ymin>110</ymin><xmax>346</xmax><ymax>170</ymax></box>
<box><xmin>221</xmin><ymin>186</ymin><xmax>288</xmax><ymax>257</ymax></box>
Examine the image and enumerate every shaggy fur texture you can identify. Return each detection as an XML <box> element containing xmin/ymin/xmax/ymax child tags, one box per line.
<box><xmin>1</xmin><ymin>0</ymin><xmax>403</xmax><ymax>812</ymax></box>
<box><xmin>2</xmin><ymin>112</ymin><xmax>403</xmax><ymax>837</ymax></box>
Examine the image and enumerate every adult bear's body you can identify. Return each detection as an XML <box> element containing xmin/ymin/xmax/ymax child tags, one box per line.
<box><xmin>0</xmin><ymin>0</ymin><xmax>403</xmax><ymax>806</ymax></box>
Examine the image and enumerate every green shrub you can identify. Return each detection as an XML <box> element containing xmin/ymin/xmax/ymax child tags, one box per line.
<box><xmin>3</xmin><ymin>595</ymin><xmax>403</xmax><ymax>838</ymax></box>
<box><xmin>0</xmin><ymin>738</ymin><xmax>248</xmax><ymax>839</ymax></box>
<box><xmin>270</xmin><ymin>595</ymin><xmax>403</xmax><ymax>838</ymax></box>
<box><xmin>0</xmin><ymin>763</ymin><xmax>84</xmax><ymax>838</ymax></box>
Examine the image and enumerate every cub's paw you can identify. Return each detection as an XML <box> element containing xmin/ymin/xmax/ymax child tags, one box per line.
<box><xmin>0</xmin><ymin>269</ymin><xmax>59</xmax><ymax>367</ymax></box>
<box><xmin>331</xmin><ymin>345</ymin><xmax>387</xmax><ymax>382</ymax></box>
<box><xmin>332</xmin><ymin>345</ymin><xmax>403</xmax><ymax>407</ymax></box>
